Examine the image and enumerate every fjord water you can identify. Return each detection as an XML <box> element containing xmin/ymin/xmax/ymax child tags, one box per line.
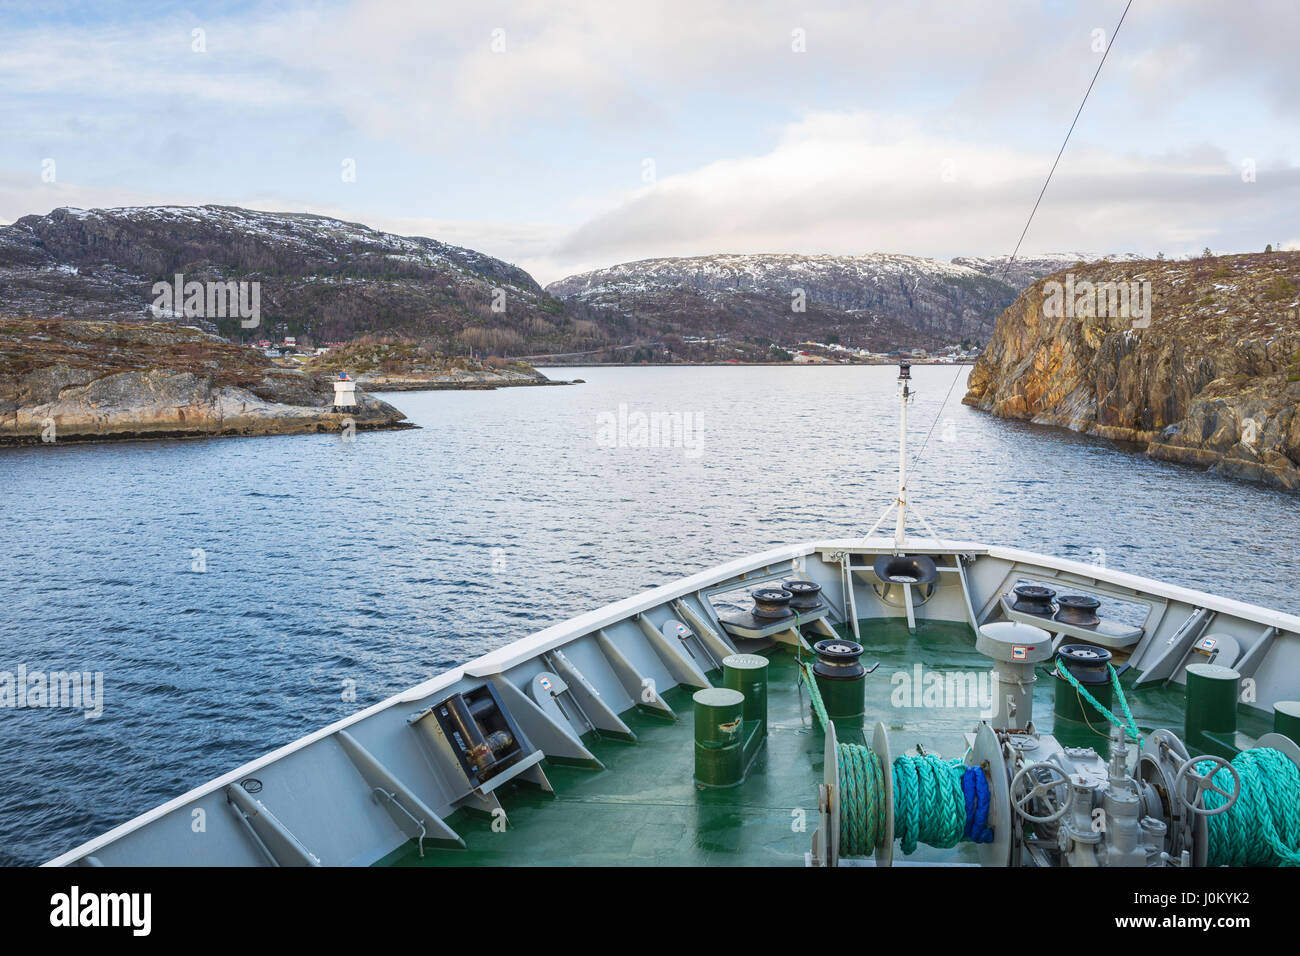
<box><xmin>1</xmin><ymin>364</ymin><xmax>1297</xmax><ymax>865</ymax></box>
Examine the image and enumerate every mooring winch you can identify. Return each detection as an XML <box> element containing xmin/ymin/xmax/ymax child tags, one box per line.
<box><xmin>783</xmin><ymin>579</ymin><xmax>823</xmax><ymax>610</ymax></box>
<box><xmin>810</xmin><ymin>639</ymin><xmax>868</xmax><ymax>732</ymax></box>
<box><xmin>1052</xmin><ymin>643</ymin><xmax>1117</xmax><ymax>753</ymax></box>
<box><xmin>807</xmin><ymin>633</ymin><xmax>1300</xmax><ymax>868</ymax></box>
<box><xmin>751</xmin><ymin>587</ymin><xmax>794</xmax><ymax>620</ymax></box>
<box><xmin>1055</xmin><ymin>594</ymin><xmax>1102</xmax><ymax>627</ymax></box>
<box><xmin>1010</xmin><ymin>584</ymin><xmax>1055</xmax><ymax>616</ymax></box>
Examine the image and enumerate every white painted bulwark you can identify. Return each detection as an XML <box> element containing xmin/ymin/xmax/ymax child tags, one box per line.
<box><xmin>41</xmin><ymin>535</ymin><xmax>1300</xmax><ymax>867</ymax></box>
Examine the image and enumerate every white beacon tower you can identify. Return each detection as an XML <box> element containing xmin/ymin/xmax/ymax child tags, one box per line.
<box><xmin>332</xmin><ymin>372</ymin><xmax>358</xmax><ymax>412</ymax></box>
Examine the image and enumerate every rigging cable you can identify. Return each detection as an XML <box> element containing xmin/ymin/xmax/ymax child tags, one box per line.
<box><xmin>905</xmin><ymin>0</ymin><xmax>1136</xmax><ymax>482</ymax></box>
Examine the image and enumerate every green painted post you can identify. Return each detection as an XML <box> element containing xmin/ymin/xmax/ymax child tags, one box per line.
<box><xmin>1185</xmin><ymin>663</ymin><xmax>1240</xmax><ymax>758</ymax></box>
<box><xmin>723</xmin><ymin>654</ymin><xmax>769</xmax><ymax>736</ymax></box>
<box><xmin>693</xmin><ymin>688</ymin><xmax>745</xmax><ymax>788</ymax></box>
<box><xmin>1274</xmin><ymin>701</ymin><xmax>1300</xmax><ymax>745</ymax></box>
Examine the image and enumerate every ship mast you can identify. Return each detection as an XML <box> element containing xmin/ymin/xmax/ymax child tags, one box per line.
<box><xmin>863</xmin><ymin>360</ymin><xmax>943</xmax><ymax>552</ymax></box>
<box><xmin>894</xmin><ymin>362</ymin><xmax>911</xmax><ymax>552</ymax></box>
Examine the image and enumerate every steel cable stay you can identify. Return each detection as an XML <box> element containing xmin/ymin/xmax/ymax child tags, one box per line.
<box><xmin>889</xmin><ymin>0</ymin><xmax>1137</xmax><ymax>544</ymax></box>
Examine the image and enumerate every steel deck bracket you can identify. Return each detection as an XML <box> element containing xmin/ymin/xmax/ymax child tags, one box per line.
<box><xmin>873</xmin><ymin>722</ymin><xmax>894</xmax><ymax>867</ymax></box>
<box><xmin>636</xmin><ymin>613</ymin><xmax>711</xmax><ymax>689</ymax></box>
<box><xmin>224</xmin><ymin>782</ymin><xmax>323</xmax><ymax>867</ymax></box>
<box><xmin>543</xmin><ymin>649</ymin><xmax>638</xmax><ymax>742</ymax></box>
<box><xmin>335</xmin><ymin>729</ymin><xmax>465</xmax><ymax>853</ymax></box>
<box><xmin>970</xmin><ymin>723</ymin><xmax>1012</xmax><ymax>867</ymax></box>
<box><xmin>595</xmin><ymin>628</ymin><xmax>677</xmax><ymax>720</ymax></box>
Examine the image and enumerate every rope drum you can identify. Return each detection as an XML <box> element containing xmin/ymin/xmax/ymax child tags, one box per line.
<box><xmin>1198</xmin><ymin>748</ymin><xmax>1300</xmax><ymax>867</ymax></box>
<box><xmin>801</xmin><ymin>662</ymin><xmax>992</xmax><ymax>857</ymax></box>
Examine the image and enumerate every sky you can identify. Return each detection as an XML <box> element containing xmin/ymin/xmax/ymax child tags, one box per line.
<box><xmin>0</xmin><ymin>0</ymin><xmax>1297</xmax><ymax>285</ymax></box>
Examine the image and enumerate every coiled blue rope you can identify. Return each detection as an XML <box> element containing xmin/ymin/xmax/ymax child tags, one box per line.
<box><xmin>963</xmin><ymin>764</ymin><xmax>995</xmax><ymax>844</ymax></box>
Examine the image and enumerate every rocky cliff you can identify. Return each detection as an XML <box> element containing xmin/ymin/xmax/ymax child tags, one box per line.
<box><xmin>963</xmin><ymin>252</ymin><xmax>1300</xmax><ymax>490</ymax></box>
<box><xmin>0</xmin><ymin>319</ymin><xmax>410</xmax><ymax>443</ymax></box>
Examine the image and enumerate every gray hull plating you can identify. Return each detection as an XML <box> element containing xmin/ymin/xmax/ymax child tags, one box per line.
<box><xmin>46</xmin><ymin>538</ymin><xmax>1300</xmax><ymax>867</ymax></box>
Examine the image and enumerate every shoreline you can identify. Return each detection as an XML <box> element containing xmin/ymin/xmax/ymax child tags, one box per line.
<box><xmin>1</xmin><ymin>319</ymin><xmax>418</xmax><ymax>449</ymax></box>
<box><xmin>965</xmin><ymin>401</ymin><xmax>1298</xmax><ymax>493</ymax></box>
<box><xmin>534</xmin><ymin>360</ymin><xmax>977</xmax><ymax>368</ymax></box>
<box><xmin>0</xmin><ymin>418</ymin><xmax>419</xmax><ymax>448</ymax></box>
<box><xmin>358</xmin><ymin>376</ymin><xmax>575</xmax><ymax>391</ymax></box>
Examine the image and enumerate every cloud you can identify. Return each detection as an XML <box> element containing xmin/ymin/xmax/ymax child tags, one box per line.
<box><xmin>3</xmin><ymin>107</ymin><xmax>1295</xmax><ymax>288</ymax></box>
<box><xmin>310</xmin><ymin>208</ymin><xmax>568</xmax><ymax>275</ymax></box>
<box><xmin>0</xmin><ymin>19</ymin><xmax>310</xmax><ymax>107</ymax></box>
<box><xmin>543</xmin><ymin>110</ymin><xmax>1297</xmax><ymax>277</ymax></box>
<box><xmin>5</xmin><ymin>0</ymin><xmax>1299</xmax><ymax>139</ymax></box>
<box><xmin>0</xmin><ymin>172</ymin><xmax>169</xmax><ymax>221</ymax></box>
<box><xmin>1</xmin><ymin>0</ymin><xmax>1298</xmax><ymax>284</ymax></box>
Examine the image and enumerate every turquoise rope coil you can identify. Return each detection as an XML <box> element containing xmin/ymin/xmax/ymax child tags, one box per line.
<box><xmin>892</xmin><ymin>752</ymin><xmax>967</xmax><ymax>854</ymax></box>
<box><xmin>1198</xmin><ymin>748</ymin><xmax>1300</xmax><ymax>867</ymax></box>
<box><xmin>801</xmin><ymin>662</ymin><xmax>977</xmax><ymax>857</ymax></box>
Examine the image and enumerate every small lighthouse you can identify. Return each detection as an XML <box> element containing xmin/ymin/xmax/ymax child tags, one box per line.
<box><xmin>332</xmin><ymin>371</ymin><xmax>358</xmax><ymax>412</ymax></box>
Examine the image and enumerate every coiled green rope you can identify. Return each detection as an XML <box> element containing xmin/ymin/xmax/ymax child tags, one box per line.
<box><xmin>836</xmin><ymin>743</ymin><xmax>887</xmax><ymax>855</ymax></box>
<box><xmin>1199</xmin><ymin>748</ymin><xmax>1300</xmax><ymax>867</ymax></box>
<box><xmin>801</xmin><ymin>662</ymin><xmax>969</xmax><ymax>856</ymax></box>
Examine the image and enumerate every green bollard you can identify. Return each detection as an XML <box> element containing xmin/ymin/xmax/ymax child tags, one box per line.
<box><xmin>812</xmin><ymin>639</ymin><xmax>866</xmax><ymax>733</ymax></box>
<box><xmin>1185</xmin><ymin>663</ymin><xmax>1240</xmax><ymax>759</ymax></box>
<box><xmin>693</xmin><ymin>688</ymin><xmax>745</xmax><ymax>788</ymax></box>
<box><xmin>723</xmin><ymin>654</ymin><xmax>769</xmax><ymax>736</ymax></box>
<box><xmin>1053</xmin><ymin>644</ymin><xmax>1114</xmax><ymax>725</ymax></box>
<box><xmin>723</xmin><ymin>653</ymin><xmax>769</xmax><ymax>770</ymax></box>
<box><xmin>1274</xmin><ymin>701</ymin><xmax>1300</xmax><ymax>745</ymax></box>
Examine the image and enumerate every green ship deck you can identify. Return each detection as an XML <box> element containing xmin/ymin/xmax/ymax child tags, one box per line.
<box><xmin>382</xmin><ymin>618</ymin><xmax>1271</xmax><ymax>867</ymax></box>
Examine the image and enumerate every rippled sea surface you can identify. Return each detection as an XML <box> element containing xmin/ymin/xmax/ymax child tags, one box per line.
<box><xmin>2</xmin><ymin>365</ymin><xmax>1297</xmax><ymax>864</ymax></box>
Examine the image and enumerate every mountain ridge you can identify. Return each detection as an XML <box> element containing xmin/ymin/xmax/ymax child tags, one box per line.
<box><xmin>0</xmin><ymin>204</ymin><xmax>599</xmax><ymax>356</ymax></box>
<box><xmin>1</xmin><ymin>203</ymin><xmax>1140</xmax><ymax>360</ymax></box>
<box><xmin>545</xmin><ymin>251</ymin><xmax>1144</xmax><ymax>350</ymax></box>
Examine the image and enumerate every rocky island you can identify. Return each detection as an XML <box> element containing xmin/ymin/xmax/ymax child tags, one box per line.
<box><xmin>963</xmin><ymin>251</ymin><xmax>1300</xmax><ymax>491</ymax></box>
<box><xmin>303</xmin><ymin>339</ymin><xmax>568</xmax><ymax>390</ymax></box>
<box><xmin>0</xmin><ymin>319</ymin><xmax>410</xmax><ymax>444</ymax></box>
